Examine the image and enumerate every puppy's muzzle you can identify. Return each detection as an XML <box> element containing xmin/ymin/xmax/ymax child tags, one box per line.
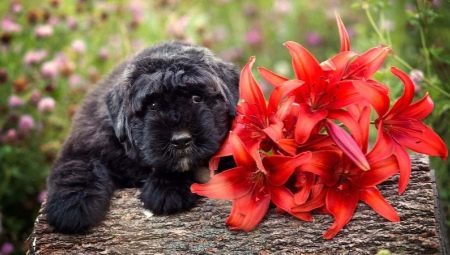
<box><xmin>171</xmin><ymin>131</ymin><xmax>192</xmax><ymax>149</ymax></box>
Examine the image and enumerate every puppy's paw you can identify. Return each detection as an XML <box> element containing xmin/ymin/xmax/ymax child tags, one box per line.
<box><xmin>45</xmin><ymin>192</ymin><xmax>109</xmax><ymax>234</ymax></box>
<box><xmin>45</xmin><ymin>160</ymin><xmax>113</xmax><ymax>234</ymax></box>
<box><xmin>140</xmin><ymin>176</ymin><xmax>198</xmax><ymax>215</ymax></box>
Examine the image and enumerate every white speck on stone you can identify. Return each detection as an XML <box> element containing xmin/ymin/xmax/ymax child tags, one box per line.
<box><xmin>32</xmin><ymin>237</ymin><xmax>37</xmax><ymax>250</ymax></box>
<box><xmin>170</xmin><ymin>229</ymin><xmax>189</xmax><ymax>235</ymax></box>
<box><xmin>142</xmin><ymin>209</ymin><xmax>153</xmax><ymax>218</ymax></box>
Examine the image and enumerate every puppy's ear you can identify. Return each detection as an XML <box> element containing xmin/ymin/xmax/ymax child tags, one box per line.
<box><xmin>106</xmin><ymin>85</ymin><xmax>127</xmax><ymax>143</ymax></box>
<box><xmin>106</xmin><ymin>84</ymin><xmax>135</xmax><ymax>156</ymax></box>
<box><xmin>214</xmin><ymin>61</ymin><xmax>240</xmax><ymax>117</ymax></box>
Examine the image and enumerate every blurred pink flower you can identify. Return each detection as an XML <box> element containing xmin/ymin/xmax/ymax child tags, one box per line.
<box><xmin>129</xmin><ymin>0</ymin><xmax>145</xmax><ymax>25</ymax></box>
<box><xmin>38</xmin><ymin>190</ymin><xmax>48</xmax><ymax>203</ymax></box>
<box><xmin>30</xmin><ymin>90</ymin><xmax>42</xmax><ymax>104</ymax></box>
<box><xmin>41</xmin><ymin>61</ymin><xmax>59</xmax><ymax>78</ymax></box>
<box><xmin>34</xmin><ymin>25</ymin><xmax>54</xmax><ymax>38</ymax></box>
<box><xmin>410</xmin><ymin>69</ymin><xmax>424</xmax><ymax>93</ymax></box>
<box><xmin>71</xmin><ymin>39</ymin><xmax>86</xmax><ymax>54</ymax></box>
<box><xmin>8</xmin><ymin>95</ymin><xmax>24</xmax><ymax>108</ymax></box>
<box><xmin>48</xmin><ymin>16</ymin><xmax>61</xmax><ymax>26</ymax></box>
<box><xmin>1</xmin><ymin>18</ymin><xmax>22</xmax><ymax>33</ymax></box>
<box><xmin>432</xmin><ymin>0</ymin><xmax>442</xmax><ymax>7</ymax></box>
<box><xmin>69</xmin><ymin>74</ymin><xmax>82</xmax><ymax>88</ymax></box>
<box><xmin>11</xmin><ymin>1</ymin><xmax>22</xmax><ymax>13</ymax></box>
<box><xmin>1</xmin><ymin>242</ymin><xmax>14</xmax><ymax>255</ymax></box>
<box><xmin>245</xmin><ymin>26</ymin><xmax>262</xmax><ymax>45</ymax></box>
<box><xmin>23</xmin><ymin>50</ymin><xmax>48</xmax><ymax>65</ymax></box>
<box><xmin>2</xmin><ymin>129</ymin><xmax>17</xmax><ymax>143</ymax></box>
<box><xmin>306</xmin><ymin>32</ymin><xmax>322</xmax><ymax>46</ymax></box>
<box><xmin>274</xmin><ymin>0</ymin><xmax>292</xmax><ymax>14</ymax></box>
<box><xmin>18</xmin><ymin>115</ymin><xmax>34</xmax><ymax>133</ymax></box>
<box><xmin>98</xmin><ymin>48</ymin><xmax>109</xmax><ymax>61</ymax></box>
<box><xmin>38</xmin><ymin>97</ymin><xmax>56</xmax><ymax>112</ymax></box>
<box><xmin>66</xmin><ymin>17</ymin><xmax>78</xmax><ymax>29</ymax></box>
<box><xmin>167</xmin><ymin>15</ymin><xmax>189</xmax><ymax>39</ymax></box>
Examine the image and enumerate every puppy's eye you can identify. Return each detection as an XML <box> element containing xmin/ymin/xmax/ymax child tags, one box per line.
<box><xmin>192</xmin><ymin>95</ymin><xmax>203</xmax><ymax>104</ymax></box>
<box><xmin>149</xmin><ymin>102</ymin><xmax>158</xmax><ymax>110</ymax></box>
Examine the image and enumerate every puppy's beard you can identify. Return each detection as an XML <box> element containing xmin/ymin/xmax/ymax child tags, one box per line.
<box><xmin>173</xmin><ymin>146</ymin><xmax>194</xmax><ymax>172</ymax></box>
<box><xmin>178</xmin><ymin>157</ymin><xmax>192</xmax><ymax>172</ymax></box>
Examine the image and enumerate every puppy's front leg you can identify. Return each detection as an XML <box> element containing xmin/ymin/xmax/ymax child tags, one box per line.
<box><xmin>45</xmin><ymin>159</ymin><xmax>114</xmax><ymax>233</ymax></box>
<box><xmin>140</xmin><ymin>171</ymin><xmax>199</xmax><ymax>215</ymax></box>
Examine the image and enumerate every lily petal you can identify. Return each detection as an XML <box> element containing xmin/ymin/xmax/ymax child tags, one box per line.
<box><xmin>393</xmin><ymin>143</ymin><xmax>412</xmax><ymax>194</ymax></box>
<box><xmin>275</xmin><ymin>96</ymin><xmax>296</xmax><ymax>121</ymax></box>
<box><xmin>359</xmin><ymin>187</ymin><xmax>400</xmax><ymax>222</ymax></box>
<box><xmin>277</xmin><ymin>138</ymin><xmax>298</xmax><ymax>155</ymax></box>
<box><xmin>284</xmin><ymin>41</ymin><xmax>324</xmax><ymax>85</ymax></box>
<box><xmin>357</xmin><ymin>106</ymin><xmax>371</xmax><ymax>153</ymax></box>
<box><xmin>267</xmin><ymin>80</ymin><xmax>303</xmax><ymax>115</ymax></box>
<box><xmin>326</xmin><ymin>120</ymin><xmax>370</xmax><ymax>171</ymax></box>
<box><xmin>323</xmin><ymin>188</ymin><xmax>359</xmax><ymax>239</ymax></box>
<box><xmin>292</xmin><ymin>187</ymin><xmax>326</xmax><ymax>212</ymax></box>
<box><xmin>293</xmin><ymin>172</ymin><xmax>314</xmax><ymax>205</ymax></box>
<box><xmin>298</xmin><ymin>150</ymin><xmax>340</xmax><ymax>183</ymax></box>
<box><xmin>368</xmin><ymin>122</ymin><xmax>394</xmax><ymax>162</ymax></box>
<box><xmin>346</xmin><ymin>46</ymin><xmax>391</xmax><ymax>79</ymax></box>
<box><xmin>328</xmin><ymin>109</ymin><xmax>364</xmax><ymax>150</ymax></box>
<box><xmin>228</xmin><ymin>132</ymin><xmax>256</xmax><ymax>168</ymax></box>
<box><xmin>322</xmin><ymin>51</ymin><xmax>356</xmax><ymax>83</ymax></box>
<box><xmin>353</xmin><ymin>155</ymin><xmax>398</xmax><ymax>187</ymax></box>
<box><xmin>393</xmin><ymin>122</ymin><xmax>448</xmax><ymax>159</ymax></box>
<box><xmin>335</xmin><ymin>13</ymin><xmax>351</xmax><ymax>52</ymax></box>
<box><xmin>265</xmin><ymin>152</ymin><xmax>312</xmax><ymax>186</ymax></box>
<box><xmin>191</xmin><ymin>166</ymin><xmax>252</xmax><ymax>200</ymax></box>
<box><xmin>240</xmin><ymin>57</ymin><xmax>267</xmax><ymax>115</ymax></box>
<box><xmin>298</xmin><ymin>134</ymin><xmax>338</xmax><ymax>152</ymax></box>
<box><xmin>401</xmin><ymin>93</ymin><xmax>434</xmax><ymax>120</ymax></box>
<box><xmin>226</xmin><ymin>191</ymin><xmax>271</xmax><ymax>232</ymax></box>
<box><xmin>263</xmin><ymin>118</ymin><xmax>284</xmax><ymax>144</ymax></box>
<box><xmin>388</xmin><ymin>67</ymin><xmax>416</xmax><ymax>115</ymax></box>
<box><xmin>209</xmin><ymin>132</ymin><xmax>235</xmax><ymax>171</ymax></box>
<box><xmin>326</xmin><ymin>81</ymin><xmax>362</xmax><ymax>109</ymax></box>
<box><xmin>258</xmin><ymin>67</ymin><xmax>289</xmax><ymax>87</ymax></box>
<box><xmin>349</xmin><ymin>80</ymin><xmax>390</xmax><ymax>116</ymax></box>
<box><xmin>371</xmin><ymin>123</ymin><xmax>410</xmax><ymax>194</ymax></box>
<box><xmin>295</xmin><ymin>104</ymin><xmax>328</xmax><ymax>144</ymax></box>
<box><xmin>271</xmin><ymin>186</ymin><xmax>313</xmax><ymax>221</ymax></box>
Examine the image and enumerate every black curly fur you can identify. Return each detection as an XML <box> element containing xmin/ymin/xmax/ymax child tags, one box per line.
<box><xmin>45</xmin><ymin>42</ymin><xmax>239</xmax><ymax>234</ymax></box>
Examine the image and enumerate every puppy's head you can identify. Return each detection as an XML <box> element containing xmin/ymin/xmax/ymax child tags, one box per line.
<box><xmin>106</xmin><ymin>42</ymin><xmax>239</xmax><ymax>172</ymax></box>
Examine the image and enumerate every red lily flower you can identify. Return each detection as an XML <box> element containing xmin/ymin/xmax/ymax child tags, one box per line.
<box><xmin>257</xmin><ymin>15</ymin><xmax>391</xmax><ymax>172</ymax></box>
<box><xmin>235</xmin><ymin>57</ymin><xmax>302</xmax><ymax>155</ymax></box>
<box><xmin>375</xmin><ymin>67</ymin><xmax>448</xmax><ymax>194</ymax></box>
<box><xmin>289</xmin><ymin>107</ymin><xmax>400</xmax><ymax>239</ymax></box>
<box><xmin>191</xmin><ymin>132</ymin><xmax>314</xmax><ymax>231</ymax></box>
<box><xmin>320</xmin><ymin>126</ymin><xmax>400</xmax><ymax>239</ymax></box>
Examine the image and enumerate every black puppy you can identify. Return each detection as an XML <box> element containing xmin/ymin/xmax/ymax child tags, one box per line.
<box><xmin>45</xmin><ymin>42</ymin><xmax>239</xmax><ymax>233</ymax></box>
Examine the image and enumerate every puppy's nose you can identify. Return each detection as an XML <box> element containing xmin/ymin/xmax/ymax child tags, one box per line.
<box><xmin>171</xmin><ymin>131</ymin><xmax>192</xmax><ymax>148</ymax></box>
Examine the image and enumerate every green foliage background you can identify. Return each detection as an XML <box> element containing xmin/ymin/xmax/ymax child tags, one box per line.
<box><xmin>0</xmin><ymin>0</ymin><xmax>448</xmax><ymax>253</ymax></box>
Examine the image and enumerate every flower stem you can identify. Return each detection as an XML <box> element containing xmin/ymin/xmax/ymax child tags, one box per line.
<box><xmin>364</xmin><ymin>7</ymin><xmax>386</xmax><ymax>44</ymax></box>
<box><xmin>416</xmin><ymin>0</ymin><xmax>432</xmax><ymax>77</ymax></box>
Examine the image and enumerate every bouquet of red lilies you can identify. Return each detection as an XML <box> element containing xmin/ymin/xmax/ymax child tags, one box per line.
<box><xmin>191</xmin><ymin>15</ymin><xmax>448</xmax><ymax>239</ymax></box>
